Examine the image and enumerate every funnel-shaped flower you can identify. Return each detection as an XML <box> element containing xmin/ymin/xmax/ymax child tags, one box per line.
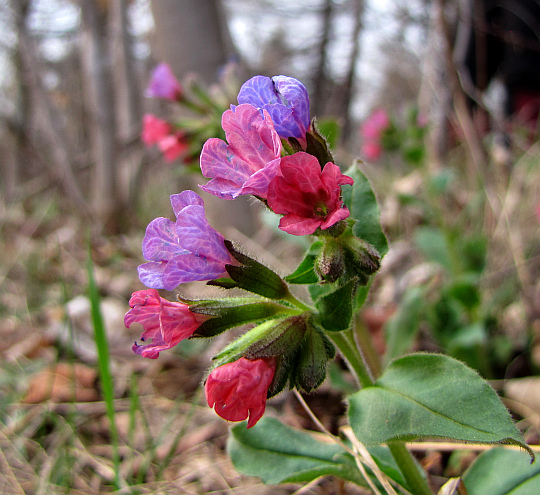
<box><xmin>267</xmin><ymin>152</ymin><xmax>354</xmax><ymax>236</ymax></box>
<box><xmin>200</xmin><ymin>104</ymin><xmax>282</xmax><ymax>199</ymax></box>
<box><xmin>236</xmin><ymin>75</ymin><xmax>310</xmax><ymax>140</ymax></box>
<box><xmin>125</xmin><ymin>289</ymin><xmax>209</xmax><ymax>359</ymax></box>
<box><xmin>138</xmin><ymin>190</ymin><xmax>235</xmax><ymax>290</ymax></box>
<box><xmin>146</xmin><ymin>63</ymin><xmax>183</xmax><ymax>101</ymax></box>
<box><xmin>205</xmin><ymin>357</ymin><xmax>276</xmax><ymax>428</ymax></box>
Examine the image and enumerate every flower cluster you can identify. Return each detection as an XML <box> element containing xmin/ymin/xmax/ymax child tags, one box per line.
<box><xmin>126</xmin><ymin>74</ymin><xmax>379</xmax><ymax>429</ymax></box>
<box><xmin>141</xmin><ymin>62</ymin><xmax>238</xmax><ymax>165</ymax></box>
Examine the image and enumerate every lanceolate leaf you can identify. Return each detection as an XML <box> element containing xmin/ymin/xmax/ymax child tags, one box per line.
<box><xmin>462</xmin><ymin>448</ymin><xmax>540</xmax><ymax>494</ymax></box>
<box><xmin>342</xmin><ymin>164</ymin><xmax>388</xmax><ymax>257</ymax></box>
<box><xmin>314</xmin><ymin>279</ymin><xmax>355</xmax><ymax>331</ymax></box>
<box><xmin>285</xmin><ymin>241</ymin><xmax>322</xmax><ymax>284</ymax></box>
<box><xmin>228</xmin><ymin>417</ymin><xmax>366</xmax><ymax>486</ymax></box>
<box><xmin>348</xmin><ymin>353</ymin><xmax>532</xmax><ymax>458</ymax></box>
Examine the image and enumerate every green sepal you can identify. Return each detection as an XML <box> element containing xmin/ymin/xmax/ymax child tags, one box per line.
<box><xmin>315</xmin><ymin>237</ymin><xmax>345</xmax><ymax>283</ymax></box>
<box><xmin>305</xmin><ymin>118</ymin><xmax>335</xmax><ymax>168</ymax></box>
<box><xmin>191</xmin><ymin>300</ymin><xmax>293</xmax><ymax>338</ymax></box>
<box><xmin>244</xmin><ymin>315</ymin><xmax>308</xmax><ymax>360</ymax></box>
<box><xmin>223</xmin><ymin>240</ymin><xmax>290</xmax><ymax>300</ymax></box>
<box><xmin>314</xmin><ymin>278</ymin><xmax>356</xmax><ymax>331</ymax></box>
<box><xmin>206</xmin><ymin>277</ymin><xmax>238</xmax><ymax>289</ymax></box>
<box><xmin>285</xmin><ymin>241</ymin><xmax>322</xmax><ymax>285</ymax></box>
<box><xmin>342</xmin><ymin>236</ymin><xmax>381</xmax><ymax>284</ymax></box>
<box><xmin>291</xmin><ymin>324</ymin><xmax>335</xmax><ymax>393</ymax></box>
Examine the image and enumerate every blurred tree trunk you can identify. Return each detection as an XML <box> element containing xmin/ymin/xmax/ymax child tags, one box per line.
<box><xmin>79</xmin><ymin>0</ymin><xmax>142</xmax><ymax>231</ymax></box>
<box><xmin>150</xmin><ymin>0</ymin><xmax>234</xmax><ymax>82</ymax></box>
<box><xmin>110</xmin><ymin>0</ymin><xmax>141</xmax><ymax>142</ymax></box>
<box><xmin>17</xmin><ymin>3</ymin><xmax>88</xmax><ymax>210</ymax></box>
<box><xmin>340</xmin><ymin>0</ymin><xmax>364</xmax><ymax>143</ymax></box>
<box><xmin>312</xmin><ymin>0</ymin><xmax>333</xmax><ymax>117</ymax></box>
<box><xmin>80</xmin><ymin>0</ymin><xmax>119</xmax><ymax>229</ymax></box>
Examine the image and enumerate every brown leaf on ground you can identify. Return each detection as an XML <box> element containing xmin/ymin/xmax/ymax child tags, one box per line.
<box><xmin>22</xmin><ymin>362</ymin><xmax>99</xmax><ymax>403</ymax></box>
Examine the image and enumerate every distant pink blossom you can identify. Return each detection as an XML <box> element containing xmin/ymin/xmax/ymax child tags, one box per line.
<box><xmin>361</xmin><ymin>142</ymin><xmax>383</xmax><ymax>161</ymax></box>
<box><xmin>360</xmin><ymin>108</ymin><xmax>390</xmax><ymax>161</ymax></box>
<box><xmin>200</xmin><ymin>104</ymin><xmax>282</xmax><ymax>199</ymax></box>
<box><xmin>142</xmin><ymin>114</ymin><xmax>188</xmax><ymax>162</ymax></box>
<box><xmin>146</xmin><ymin>63</ymin><xmax>183</xmax><ymax>101</ymax></box>
<box><xmin>142</xmin><ymin>114</ymin><xmax>171</xmax><ymax>146</ymax></box>
<box><xmin>267</xmin><ymin>152</ymin><xmax>354</xmax><ymax>236</ymax></box>
<box><xmin>536</xmin><ymin>203</ymin><xmax>540</xmax><ymax>223</ymax></box>
<box><xmin>158</xmin><ymin>133</ymin><xmax>189</xmax><ymax>162</ymax></box>
<box><xmin>205</xmin><ymin>357</ymin><xmax>276</xmax><ymax>428</ymax></box>
<box><xmin>125</xmin><ymin>289</ymin><xmax>209</xmax><ymax>359</ymax></box>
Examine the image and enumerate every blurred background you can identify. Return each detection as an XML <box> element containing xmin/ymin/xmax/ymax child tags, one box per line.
<box><xmin>1</xmin><ymin>0</ymin><xmax>540</xmax><ymax>493</ymax></box>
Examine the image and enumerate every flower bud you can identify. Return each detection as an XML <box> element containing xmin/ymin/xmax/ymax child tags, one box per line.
<box><xmin>315</xmin><ymin>238</ymin><xmax>344</xmax><ymax>283</ymax></box>
<box><xmin>343</xmin><ymin>237</ymin><xmax>381</xmax><ymax>285</ymax></box>
<box><xmin>292</xmin><ymin>325</ymin><xmax>335</xmax><ymax>393</ymax></box>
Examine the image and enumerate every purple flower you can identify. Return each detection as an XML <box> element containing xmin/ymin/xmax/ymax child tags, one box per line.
<box><xmin>138</xmin><ymin>191</ymin><xmax>235</xmax><ymax>290</ymax></box>
<box><xmin>145</xmin><ymin>63</ymin><xmax>183</xmax><ymax>101</ymax></box>
<box><xmin>236</xmin><ymin>75</ymin><xmax>310</xmax><ymax>140</ymax></box>
<box><xmin>199</xmin><ymin>103</ymin><xmax>282</xmax><ymax>200</ymax></box>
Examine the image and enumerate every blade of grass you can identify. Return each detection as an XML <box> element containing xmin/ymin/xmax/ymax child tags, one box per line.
<box><xmin>87</xmin><ymin>246</ymin><xmax>123</xmax><ymax>490</ymax></box>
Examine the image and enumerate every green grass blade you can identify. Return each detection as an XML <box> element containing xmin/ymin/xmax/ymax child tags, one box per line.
<box><xmin>87</xmin><ymin>248</ymin><xmax>122</xmax><ymax>490</ymax></box>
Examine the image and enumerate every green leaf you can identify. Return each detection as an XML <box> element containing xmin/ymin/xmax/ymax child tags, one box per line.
<box><xmin>348</xmin><ymin>353</ymin><xmax>532</xmax><ymax>457</ymax></box>
<box><xmin>463</xmin><ymin>448</ymin><xmax>540</xmax><ymax>495</ymax></box>
<box><xmin>285</xmin><ymin>241</ymin><xmax>322</xmax><ymax>284</ymax></box>
<box><xmin>384</xmin><ymin>287</ymin><xmax>425</xmax><ymax>362</ymax></box>
<box><xmin>414</xmin><ymin>227</ymin><xmax>452</xmax><ymax>271</ymax></box>
<box><xmin>342</xmin><ymin>164</ymin><xmax>388</xmax><ymax>256</ymax></box>
<box><xmin>227</xmin><ymin>417</ymin><xmax>366</xmax><ymax>486</ymax></box>
<box><xmin>314</xmin><ymin>279</ymin><xmax>356</xmax><ymax>331</ymax></box>
<box><xmin>316</xmin><ymin>117</ymin><xmax>340</xmax><ymax>150</ymax></box>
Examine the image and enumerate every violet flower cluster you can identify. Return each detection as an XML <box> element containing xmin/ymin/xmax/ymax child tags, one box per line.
<box><xmin>126</xmin><ymin>74</ymin><xmax>369</xmax><ymax>429</ymax></box>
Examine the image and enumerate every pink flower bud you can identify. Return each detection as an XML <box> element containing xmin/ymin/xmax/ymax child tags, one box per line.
<box><xmin>205</xmin><ymin>357</ymin><xmax>276</xmax><ymax>428</ymax></box>
<box><xmin>125</xmin><ymin>289</ymin><xmax>209</xmax><ymax>359</ymax></box>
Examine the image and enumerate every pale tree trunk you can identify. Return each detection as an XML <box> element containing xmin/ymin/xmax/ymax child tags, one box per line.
<box><xmin>340</xmin><ymin>0</ymin><xmax>364</xmax><ymax>143</ymax></box>
<box><xmin>17</xmin><ymin>5</ymin><xmax>88</xmax><ymax>210</ymax></box>
<box><xmin>312</xmin><ymin>0</ymin><xmax>333</xmax><ymax>117</ymax></box>
<box><xmin>80</xmin><ymin>0</ymin><xmax>119</xmax><ymax>230</ymax></box>
<box><xmin>110</xmin><ymin>0</ymin><xmax>141</xmax><ymax>142</ymax></box>
<box><xmin>150</xmin><ymin>0</ymin><xmax>234</xmax><ymax>82</ymax></box>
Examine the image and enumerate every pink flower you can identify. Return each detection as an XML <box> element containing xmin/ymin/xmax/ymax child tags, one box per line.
<box><xmin>158</xmin><ymin>133</ymin><xmax>189</xmax><ymax>162</ymax></box>
<box><xmin>142</xmin><ymin>114</ymin><xmax>171</xmax><ymax>146</ymax></box>
<box><xmin>360</xmin><ymin>108</ymin><xmax>390</xmax><ymax>161</ymax></box>
<box><xmin>361</xmin><ymin>108</ymin><xmax>390</xmax><ymax>140</ymax></box>
<box><xmin>146</xmin><ymin>63</ymin><xmax>183</xmax><ymax>101</ymax></box>
<box><xmin>125</xmin><ymin>289</ymin><xmax>209</xmax><ymax>359</ymax></box>
<box><xmin>200</xmin><ymin>104</ymin><xmax>282</xmax><ymax>200</ymax></box>
<box><xmin>267</xmin><ymin>152</ymin><xmax>354</xmax><ymax>236</ymax></box>
<box><xmin>361</xmin><ymin>142</ymin><xmax>383</xmax><ymax>161</ymax></box>
<box><xmin>205</xmin><ymin>357</ymin><xmax>276</xmax><ymax>428</ymax></box>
